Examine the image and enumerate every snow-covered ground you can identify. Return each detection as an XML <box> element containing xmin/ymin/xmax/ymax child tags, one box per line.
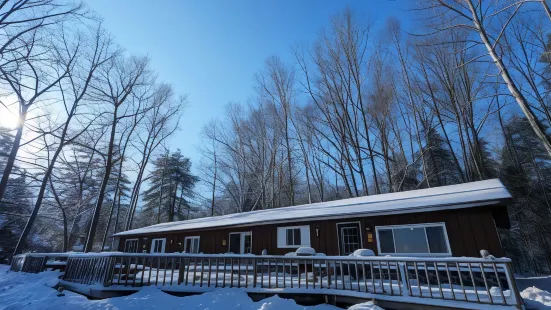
<box><xmin>517</xmin><ymin>275</ymin><xmax>551</xmax><ymax>309</ymax></box>
<box><xmin>0</xmin><ymin>265</ymin><xmax>382</xmax><ymax>310</ymax></box>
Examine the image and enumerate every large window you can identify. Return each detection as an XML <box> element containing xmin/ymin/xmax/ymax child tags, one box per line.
<box><xmin>277</xmin><ymin>225</ymin><xmax>310</xmax><ymax>248</ymax></box>
<box><xmin>124</xmin><ymin>239</ymin><xmax>139</xmax><ymax>253</ymax></box>
<box><xmin>150</xmin><ymin>238</ymin><xmax>166</xmax><ymax>253</ymax></box>
<box><xmin>184</xmin><ymin>236</ymin><xmax>200</xmax><ymax>254</ymax></box>
<box><xmin>376</xmin><ymin>223</ymin><xmax>451</xmax><ymax>256</ymax></box>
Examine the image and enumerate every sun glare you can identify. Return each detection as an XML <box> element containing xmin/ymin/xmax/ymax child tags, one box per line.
<box><xmin>0</xmin><ymin>107</ymin><xmax>19</xmax><ymax>130</ymax></box>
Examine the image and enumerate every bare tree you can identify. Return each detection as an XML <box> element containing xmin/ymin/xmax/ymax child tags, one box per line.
<box><xmin>13</xmin><ymin>24</ymin><xmax>114</xmax><ymax>254</ymax></box>
<box><xmin>0</xmin><ymin>0</ymin><xmax>83</xmax><ymax>202</ymax></box>
<box><xmin>123</xmin><ymin>85</ymin><xmax>184</xmax><ymax>231</ymax></box>
<box><xmin>426</xmin><ymin>0</ymin><xmax>551</xmax><ymax>157</ymax></box>
<box><xmin>83</xmin><ymin>55</ymin><xmax>150</xmax><ymax>252</ymax></box>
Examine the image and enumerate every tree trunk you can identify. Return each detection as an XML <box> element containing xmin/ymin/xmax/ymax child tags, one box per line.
<box><xmin>467</xmin><ymin>0</ymin><xmax>551</xmax><ymax>158</ymax></box>
<box><xmin>84</xmin><ymin>111</ymin><xmax>118</xmax><ymax>252</ymax></box>
<box><xmin>61</xmin><ymin>208</ymin><xmax>68</xmax><ymax>252</ymax></box>
<box><xmin>0</xmin><ymin>105</ymin><xmax>27</xmax><ymax>202</ymax></box>
<box><xmin>211</xmin><ymin>149</ymin><xmax>217</xmax><ymax>216</ymax></box>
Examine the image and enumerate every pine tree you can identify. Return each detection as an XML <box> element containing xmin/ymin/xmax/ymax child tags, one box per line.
<box><xmin>0</xmin><ymin>130</ymin><xmax>33</xmax><ymax>254</ymax></box>
<box><xmin>140</xmin><ymin>150</ymin><xmax>198</xmax><ymax>226</ymax></box>
<box><xmin>420</xmin><ymin>127</ymin><xmax>462</xmax><ymax>187</ymax></box>
<box><xmin>499</xmin><ymin>116</ymin><xmax>551</xmax><ymax>273</ymax></box>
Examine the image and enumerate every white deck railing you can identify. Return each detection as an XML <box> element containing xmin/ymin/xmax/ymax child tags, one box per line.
<box><xmin>10</xmin><ymin>252</ymin><xmax>524</xmax><ymax>309</ymax></box>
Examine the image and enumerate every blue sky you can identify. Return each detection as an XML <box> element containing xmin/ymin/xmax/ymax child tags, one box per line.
<box><xmin>85</xmin><ymin>0</ymin><xmax>410</xmax><ymax>176</ymax></box>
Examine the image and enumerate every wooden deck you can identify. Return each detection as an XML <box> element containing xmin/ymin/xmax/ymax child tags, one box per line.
<box><xmin>10</xmin><ymin>253</ymin><xmax>524</xmax><ymax>310</ymax></box>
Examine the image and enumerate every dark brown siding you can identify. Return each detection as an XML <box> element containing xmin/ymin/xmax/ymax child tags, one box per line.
<box><xmin>117</xmin><ymin>206</ymin><xmax>505</xmax><ymax>257</ymax></box>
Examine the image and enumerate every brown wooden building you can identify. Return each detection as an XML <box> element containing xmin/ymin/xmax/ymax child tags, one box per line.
<box><xmin>114</xmin><ymin>179</ymin><xmax>512</xmax><ymax>258</ymax></box>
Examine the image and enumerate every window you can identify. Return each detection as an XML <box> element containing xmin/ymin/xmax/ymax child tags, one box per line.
<box><xmin>376</xmin><ymin>223</ymin><xmax>451</xmax><ymax>256</ymax></box>
<box><xmin>337</xmin><ymin>222</ymin><xmax>362</xmax><ymax>255</ymax></box>
<box><xmin>184</xmin><ymin>236</ymin><xmax>200</xmax><ymax>253</ymax></box>
<box><xmin>150</xmin><ymin>238</ymin><xmax>166</xmax><ymax>253</ymax></box>
<box><xmin>277</xmin><ymin>225</ymin><xmax>310</xmax><ymax>248</ymax></box>
<box><xmin>124</xmin><ymin>239</ymin><xmax>138</xmax><ymax>253</ymax></box>
<box><xmin>286</xmin><ymin>228</ymin><xmax>301</xmax><ymax>246</ymax></box>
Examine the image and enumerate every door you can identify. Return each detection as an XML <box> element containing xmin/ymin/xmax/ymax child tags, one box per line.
<box><xmin>184</xmin><ymin>236</ymin><xmax>200</xmax><ymax>253</ymax></box>
<box><xmin>228</xmin><ymin>232</ymin><xmax>252</xmax><ymax>254</ymax></box>
<box><xmin>150</xmin><ymin>238</ymin><xmax>166</xmax><ymax>253</ymax></box>
<box><xmin>337</xmin><ymin>222</ymin><xmax>362</xmax><ymax>255</ymax></box>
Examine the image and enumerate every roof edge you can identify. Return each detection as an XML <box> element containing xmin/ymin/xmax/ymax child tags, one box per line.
<box><xmin>114</xmin><ymin>199</ymin><xmax>507</xmax><ymax>237</ymax></box>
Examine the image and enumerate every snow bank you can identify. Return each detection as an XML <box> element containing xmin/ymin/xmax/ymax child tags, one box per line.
<box><xmin>0</xmin><ymin>265</ymin><xmax>90</xmax><ymax>310</ymax></box>
<box><xmin>0</xmin><ymin>265</ymin><xmax>359</xmax><ymax>310</ymax></box>
<box><xmin>521</xmin><ymin>286</ymin><xmax>551</xmax><ymax>310</ymax></box>
<box><xmin>348</xmin><ymin>301</ymin><xmax>384</xmax><ymax>310</ymax></box>
<box><xmin>517</xmin><ymin>275</ymin><xmax>551</xmax><ymax>293</ymax></box>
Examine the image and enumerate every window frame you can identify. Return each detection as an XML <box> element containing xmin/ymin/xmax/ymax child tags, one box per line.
<box><xmin>286</xmin><ymin>228</ymin><xmax>301</xmax><ymax>246</ymax></box>
<box><xmin>124</xmin><ymin>238</ymin><xmax>139</xmax><ymax>253</ymax></box>
<box><xmin>150</xmin><ymin>238</ymin><xmax>166</xmax><ymax>253</ymax></box>
<box><xmin>336</xmin><ymin>221</ymin><xmax>363</xmax><ymax>256</ymax></box>
<box><xmin>277</xmin><ymin>225</ymin><xmax>310</xmax><ymax>248</ymax></box>
<box><xmin>375</xmin><ymin>222</ymin><xmax>452</xmax><ymax>257</ymax></box>
<box><xmin>228</xmin><ymin>231</ymin><xmax>252</xmax><ymax>254</ymax></box>
<box><xmin>184</xmin><ymin>236</ymin><xmax>201</xmax><ymax>254</ymax></box>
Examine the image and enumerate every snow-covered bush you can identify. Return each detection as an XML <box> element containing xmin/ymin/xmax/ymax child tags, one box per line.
<box><xmin>351</xmin><ymin>249</ymin><xmax>375</xmax><ymax>257</ymax></box>
<box><xmin>296</xmin><ymin>247</ymin><xmax>316</xmax><ymax>256</ymax></box>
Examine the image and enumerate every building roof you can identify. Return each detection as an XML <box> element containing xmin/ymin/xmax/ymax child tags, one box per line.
<box><xmin>114</xmin><ymin>179</ymin><xmax>512</xmax><ymax>237</ymax></box>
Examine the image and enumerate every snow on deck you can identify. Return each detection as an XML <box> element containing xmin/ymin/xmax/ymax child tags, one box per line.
<box><xmin>0</xmin><ymin>265</ymin><xmax>345</xmax><ymax>310</ymax></box>
<box><xmin>115</xmin><ymin>179</ymin><xmax>511</xmax><ymax>236</ymax></box>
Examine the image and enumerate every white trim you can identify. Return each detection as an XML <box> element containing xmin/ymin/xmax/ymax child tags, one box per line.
<box><xmin>375</xmin><ymin>222</ymin><xmax>452</xmax><ymax>257</ymax></box>
<box><xmin>150</xmin><ymin>238</ymin><xmax>166</xmax><ymax>253</ymax></box>
<box><xmin>184</xmin><ymin>236</ymin><xmax>200</xmax><ymax>253</ymax></box>
<box><xmin>336</xmin><ymin>221</ymin><xmax>363</xmax><ymax>255</ymax></box>
<box><xmin>228</xmin><ymin>232</ymin><xmax>252</xmax><ymax>254</ymax></box>
<box><xmin>124</xmin><ymin>238</ymin><xmax>139</xmax><ymax>253</ymax></box>
<box><xmin>277</xmin><ymin>225</ymin><xmax>311</xmax><ymax>248</ymax></box>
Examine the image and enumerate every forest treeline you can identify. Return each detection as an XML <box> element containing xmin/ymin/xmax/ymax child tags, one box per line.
<box><xmin>1</xmin><ymin>0</ymin><xmax>551</xmax><ymax>274</ymax></box>
<box><xmin>198</xmin><ymin>2</ymin><xmax>551</xmax><ymax>274</ymax></box>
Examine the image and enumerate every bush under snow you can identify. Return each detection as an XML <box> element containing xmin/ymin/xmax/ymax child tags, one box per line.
<box><xmin>348</xmin><ymin>301</ymin><xmax>384</xmax><ymax>310</ymax></box>
<box><xmin>351</xmin><ymin>249</ymin><xmax>375</xmax><ymax>257</ymax></box>
<box><xmin>521</xmin><ymin>286</ymin><xmax>551</xmax><ymax>310</ymax></box>
<box><xmin>296</xmin><ymin>247</ymin><xmax>316</xmax><ymax>256</ymax></box>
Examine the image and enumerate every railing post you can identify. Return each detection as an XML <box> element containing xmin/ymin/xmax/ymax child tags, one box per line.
<box><xmin>103</xmin><ymin>256</ymin><xmax>116</xmax><ymax>287</ymax></box>
<box><xmin>21</xmin><ymin>255</ymin><xmax>32</xmax><ymax>273</ymax></box>
<box><xmin>398</xmin><ymin>263</ymin><xmax>409</xmax><ymax>297</ymax></box>
<box><xmin>253</xmin><ymin>258</ymin><xmax>257</xmax><ymax>288</ymax></box>
<box><xmin>504</xmin><ymin>262</ymin><xmax>524</xmax><ymax>310</ymax></box>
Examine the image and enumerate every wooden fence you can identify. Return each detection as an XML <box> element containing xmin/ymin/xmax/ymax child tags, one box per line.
<box><xmin>10</xmin><ymin>253</ymin><xmax>69</xmax><ymax>273</ymax></box>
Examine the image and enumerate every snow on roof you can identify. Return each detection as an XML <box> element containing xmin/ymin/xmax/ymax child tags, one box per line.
<box><xmin>115</xmin><ymin>179</ymin><xmax>511</xmax><ymax>237</ymax></box>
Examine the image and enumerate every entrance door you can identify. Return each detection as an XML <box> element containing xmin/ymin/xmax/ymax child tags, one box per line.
<box><xmin>337</xmin><ymin>222</ymin><xmax>362</xmax><ymax>255</ymax></box>
<box><xmin>228</xmin><ymin>232</ymin><xmax>252</xmax><ymax>254</ymax></box>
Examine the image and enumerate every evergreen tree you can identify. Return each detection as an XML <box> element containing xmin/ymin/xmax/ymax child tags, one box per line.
<box><xmin>390</xmin><ymin>152</ymin><xmax>419</xmax><ymax>192</ymax></box>
<box><xmin>499</xmin><ymin>116</ymin><xmax>551</xmax><ymax>273</ymax></box>
<box><xmin>140</xmin><ymin>150</ymin><xmax>198</xmax><ymax>226</ymax></box>
<box><xmin>420</xmin><ymin>127</ymin><xmax>461</xmax><ymax>187</ymax></box>
<box><xmin>0</xmin><ymin>130</ymin><xmax>33</xmax><ymax>254</ymax></box>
